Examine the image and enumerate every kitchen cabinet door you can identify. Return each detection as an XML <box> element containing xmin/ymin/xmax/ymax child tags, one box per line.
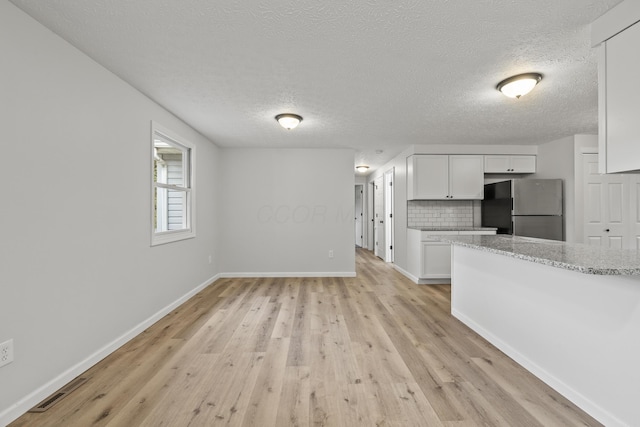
<box><xmin>449</xmin><ymin>155</ymin><xmax>484</xmax><ymax>199</ymax></box>
<box><xmin>407</xmin><ymin>229</ymin><xmax>497</xmax><ymax>283</ymax></box>
<box><xmin>407</xmin><ymin>155</ymin><xmax>449</xmax><ymax>199</ymax></box>
<box><xmin>420</xmin><ymin>241</ymin><xmax>452</xmax><ymax>279</ymax></box>
<box><xmin>484</xmin><ymin>155</ymin><xmax>536</xmax><ymax>173</ymax></box>
<box><xmin>484</xmin><ymin>155</ymin><xmax>511</xmax><ymax>173</ymax></box>
<box><xmin>510</xmin><ymin>155</ymin><xmax>536</xmax><ymax>173</ymax></box>
<box><xmin>599</xmin><ymin>20</ymin><xmax>640</xmax><ymax>173</ymax></box>
<box><xmin>408</xmin><ymin>155</ymin><xmax>483</xmax><ymax>200</ymax></box>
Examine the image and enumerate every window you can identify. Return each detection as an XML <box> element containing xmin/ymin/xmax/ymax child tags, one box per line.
<box><xmin>151</xmin><ymin>122</ymin><xmax>195</xmax><ymax>245</ymax></box>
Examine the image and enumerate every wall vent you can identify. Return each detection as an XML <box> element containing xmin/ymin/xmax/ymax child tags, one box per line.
<box><xmin>28</xmin><ymin>377</ymin><xmax>88</xmax><ymax>413</ymax></box>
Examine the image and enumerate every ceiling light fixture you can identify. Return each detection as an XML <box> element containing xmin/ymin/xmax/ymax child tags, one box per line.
<box><xmin>497</xmin><ymin>73</ymin><xmax>543</xmax><ymax>99</ymax></box>
<box><xmin>275</xmin><ymin>113</ymin><xmax>303</xmax><ymax>130</ymax></box>
<box><xmin>356</xmin><ymin>165</ymin><xmax>369</xmax><ymax>173</ymax></box>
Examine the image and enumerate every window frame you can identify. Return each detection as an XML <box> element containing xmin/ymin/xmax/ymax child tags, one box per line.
<box><xmin>150</xmin><ymin>122</ymin><xmax>196</xmax><ymax>246</ymax></box>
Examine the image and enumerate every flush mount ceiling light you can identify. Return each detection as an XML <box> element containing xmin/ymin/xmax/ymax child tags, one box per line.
<box><xmin>497</xmin><ymin>73</ymin><xmax>543</xmax><ymax>99</ymax></box>
<box><xmin>275</xmin><ymin>113</ymin><xmax>303</xmax><ymax>130</ymax></box>
<box><xmin>356</xmin><ymin>165</ymin><xmax>369</xmax><ymax>173</ymax></box>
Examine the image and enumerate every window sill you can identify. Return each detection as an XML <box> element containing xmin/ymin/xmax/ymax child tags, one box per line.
<box><xmin>151</xmin><ymin>229</ymin><xmax>196</xmax><ymax>246</ymax></box>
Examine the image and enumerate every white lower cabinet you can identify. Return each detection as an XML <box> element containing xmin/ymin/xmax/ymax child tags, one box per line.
<box><xmin>421</xmin><ymin>241</ymin><xmax>452</xmax><ymax>278</ymax></box>
<box><xmin>407</xmin><ymin>229</ymin><xmax>496</xmax><ymax>284</ymax></box>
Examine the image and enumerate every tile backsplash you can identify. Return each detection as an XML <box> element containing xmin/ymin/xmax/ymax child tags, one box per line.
<box><xmin>408</xmin><ymin>200</ymin><xmax>474</xmax><ymax>228</ymax></box>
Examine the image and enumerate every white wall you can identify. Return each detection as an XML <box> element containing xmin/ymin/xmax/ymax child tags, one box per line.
<box><xmin>0</xmin><ymin>2</ymin><xmax>220</xmax><ymax>423</ymax></box>
<box><xmin>219</xmin><ymin>148</ymin><xmax>355</xmax><ymax>276</ymax></box>
<box><xmin>355</xmin><ymin>175</ymin><xmax>367</xmax><ymax>185</ymax></box>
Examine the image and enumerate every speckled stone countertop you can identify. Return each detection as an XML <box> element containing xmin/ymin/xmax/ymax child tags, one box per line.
<box><xmin>408</xmin><ymin>227</ymin><xmax>498</xmax><ymax>232</ymax></box>
<box><xmin>433</xmin><ymin>234</ymin><xmax>640</xmax><ymax>275</ymax></box>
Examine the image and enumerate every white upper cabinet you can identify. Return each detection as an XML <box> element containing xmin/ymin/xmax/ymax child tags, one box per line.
<box><xmin>598</xmin><ymin>21</ymin><xmax>640</xmax><ymax>173</ymax></box>
<box><xmin>484</xmin><ymin>155</ymin><xmax>536</xmax><ymax>173</ymax></box>
<box><xmin>408</xmin><ymin>155</ymin><xmax>449</xmax><ymax>199</ymax></box>
<box><xmin>449</xmin><ymin>155</ymin><xmax>484</xmax><ymax>198</ymax></box>
<box><xmin>407</xmin><ymin>155</ymin><xmax>484</xmax><ymax>200</ymax></box>
<box><xmin>592</xmin><ymin>2</ymin><xmax>640</xmax><ymax>173</ymax></box>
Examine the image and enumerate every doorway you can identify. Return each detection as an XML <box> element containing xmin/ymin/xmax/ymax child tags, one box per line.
<box><xmin>373</xmin><ymin>176</ymin><xmax>384</xmax><ymax>259</ymax></box>
<box><xmin>384</xmin><ymin>168</ymin><xmax>394</xmax><ymax>262</ymax></box>
<box><xmin>355</xmin><ymin>185</ymin><xmax>364</xmax><ymax>248</ymax></box>
<box><xmin>371</xmin><ymin>170</ymin><xmax>394</xmax><ymax>262</ymax></box>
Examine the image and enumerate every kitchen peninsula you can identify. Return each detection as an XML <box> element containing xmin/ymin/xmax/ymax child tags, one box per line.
<box><xmin>439</xmin><ymin>234</ymin><xmax>640</xmax><ymax>427</ymax></box>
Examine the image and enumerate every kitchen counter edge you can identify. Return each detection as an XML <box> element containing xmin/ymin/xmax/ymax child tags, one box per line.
<box><xmin>431</xmin><ymin>234</ymin><xmax>640</xmax><ymax>275</ymax></box>
<box><xmin>408</xmin><ymin>227</ymin><xmax>498</xmax><ymax>232</ymax></box>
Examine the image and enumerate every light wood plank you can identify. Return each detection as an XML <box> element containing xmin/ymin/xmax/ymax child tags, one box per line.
<box><xmin>10</xmin><ymin>249</ymin><xmax>603</xmax><ymax>427</ymax></box>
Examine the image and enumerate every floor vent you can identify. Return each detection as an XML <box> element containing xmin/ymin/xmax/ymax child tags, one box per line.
<box><xmin>28</xmin><ymin>377</ymin><xmax>88</xmax><ymax>413</ymax></box>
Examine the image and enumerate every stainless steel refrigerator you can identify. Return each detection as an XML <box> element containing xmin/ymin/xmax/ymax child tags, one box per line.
<box><xmin>481</xmin><ymin>179</ymin><xmax>563</xmax><ymax>241</ymax></box>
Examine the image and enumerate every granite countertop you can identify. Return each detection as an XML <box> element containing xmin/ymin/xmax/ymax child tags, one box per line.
<box><xmin>408</xmin><ymin>227</ymin><xmax>498</xmax><ymax>231</ymax></box>
<box><xmin>433</xmin><ymin>234</ymin><xmax>640</xmax><ymax>275</ymax></box>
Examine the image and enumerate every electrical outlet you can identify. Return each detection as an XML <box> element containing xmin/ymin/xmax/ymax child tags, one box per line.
<box><xmin>328</xmin><ymin>250</ymin><xmax>334</xmax><ymax>259</ymax></box>
<box><xmin>208</xmin><ymin>255</ymin><xmax>212</xmax><ymax>264</ymax></box>
<box><xmin>0</xmin><ymin>339</ymin><xmax>14</xmax><ymax>368</ymax></box>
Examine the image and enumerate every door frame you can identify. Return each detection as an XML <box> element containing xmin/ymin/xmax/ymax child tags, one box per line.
<box><xmin>373</xmin><ymin>176</ymin><xmax>384</xmax><ymax>259</ymax></box>
<box><xmin>384</xmin><ymin>168</ymin><xmax>395</xmax><ymax>262</ymax></box>
<box><xmin>367</xmin><ymin>181</ymin><xmax>375</xmax><ymax>251</ymax></box>
<box><xmin>354</xmin><ymin>184</ymin><xmax>364</xmax><ymax>248</ymax></box>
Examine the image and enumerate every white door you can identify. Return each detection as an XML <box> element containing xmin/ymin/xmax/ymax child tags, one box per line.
<box><xmin>628</xmin><ymin>174</ymin><xmax>640</xmax><ymax>249</ymax></box>
<box><xmin>384</xmin><ymin>168</ymin><xmax>394</xmax><ymax>262</ymax></box>
<box><xmin>373</xmin><ymin>176</ymin><xmax>384</xmax><ymax>259</ymax></box>
<box><xmin>355</xmin><ymin>185</ymin><xmax>363</xmax><ymax>248</ymax></box>
<box><xmin>583</xmin><ymin>154</ymin><xmax>628</xmax><ymax>248</ymax></box>
<box><xmin>367</xmin><ymin>182</ymin><xmax>373</xmax><ymax>251</ymax></box>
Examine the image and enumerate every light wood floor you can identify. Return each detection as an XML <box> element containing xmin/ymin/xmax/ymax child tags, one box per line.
<box><xmin>11</xmin><ymin>249</ymin><xmax>601</xmax><ymax>426</ymax></box>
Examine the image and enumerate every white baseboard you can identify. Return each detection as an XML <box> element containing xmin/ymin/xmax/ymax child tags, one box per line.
<box><xmin>220</xmin><ymin>271</ymin><xmax>356</xmax><ymax>278</ymax></box>
<box><xmin>394</xmin><ymin>265</ymin><xmax>450</xmax><ymax>285</ymax></box>
<box><xmin>393</xmin><ymin>265</ymin><xmax>419</xmax><ymax>283</ymax></box>
<box><xmin>451</xmin><ymin>308</ymin><xmax>624</xmax><ymax>427</ymax></box>
<box><xmin>0</xmin><ymin>273</ymin><xmax>221</xmax><ymax>427</ymax></box>
<box><xmin>418</xmin><ymin>278</ymin><xmax>451</xmax><ymax>285</ymax></box>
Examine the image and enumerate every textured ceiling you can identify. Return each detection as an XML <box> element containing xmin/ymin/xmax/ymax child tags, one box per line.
<box><xmin>10</xmin><ymin>0</ymin><xmax>622</xmax><ymax>171</ymax></box>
